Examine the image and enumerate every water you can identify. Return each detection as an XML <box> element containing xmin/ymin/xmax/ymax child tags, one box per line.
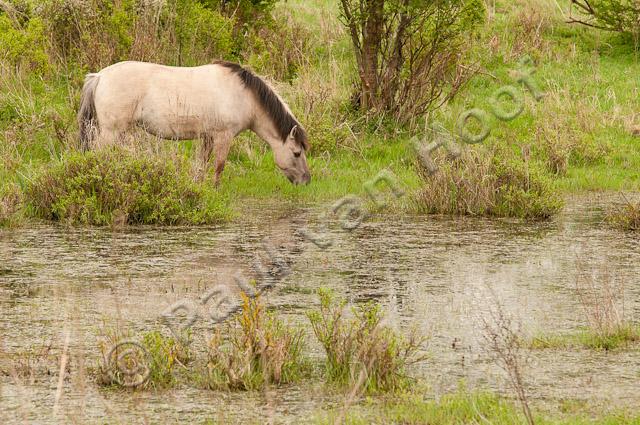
<box><xmin>0</xmin><ymin>194</ymin><xmax>639</xmax><ymax>423</ymax></box>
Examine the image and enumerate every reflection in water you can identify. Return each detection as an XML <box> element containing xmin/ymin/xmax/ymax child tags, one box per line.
<box><xmin>0</xmin><ymin>193</ymin><xmax>639</xmax><ymax>423</ymax></box>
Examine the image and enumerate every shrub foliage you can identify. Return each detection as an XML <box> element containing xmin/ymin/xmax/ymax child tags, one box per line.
<box><xmin>569</xmin><ymin>1</ymin><xmax>640</xmax><ymax>45</ymax></box>
<box><xmin>339</xmin><ymin>0</ymin><xmax>485</xmax><ymax>120</ymax></box>
<box><xmin>206</xmin><ymin>293</ymin><xmax>308</xmax><ymax>391</ymax></box>
<box><xmin>26</xmin><ymin>148</ymin><xmax>228</xmax><ymax>225</ymax></box>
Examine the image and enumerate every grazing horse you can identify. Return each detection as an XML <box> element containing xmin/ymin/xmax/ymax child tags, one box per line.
<box><xmin>77</xmin><ymin>60</ymin><xmax>311</xmax><ymax>185</ymax></box>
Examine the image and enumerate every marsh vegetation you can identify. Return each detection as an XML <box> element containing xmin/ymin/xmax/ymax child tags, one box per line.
<box><xmin>1</xmin><ymin>0</ymin><xmax>639</xmax><ymax>423</ymax></box>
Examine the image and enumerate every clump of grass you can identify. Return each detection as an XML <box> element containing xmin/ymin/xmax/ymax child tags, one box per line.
<box><xmin>415</xmin><ymin>146</ymin><xmax>563</xmax><ymax>219</ymax></box>
<box><xmin>307</xmin><ymin>288</ymin><xmax>425</xmax><ymax>394</ymax></box>
<box><xmin>205</xmin><ymin>293</ymin><xmax>307</xmax><ymax>391</ymax></box>
<box><xmin>26</xmin><ymin>147</ymin><xmax>229</xmax><ymax>226</ymax></box>
<box><xmin>97</xmin><ymin>328</ymin><xmax>190</xmax><ymax>389</ymax></box>
<box><xmin>0</xmin><ymin>183</ymin><xmax>23</xmax><ymax>227</ymax></box>
<box><xmin>575</xmin><ymin>260</ymin><xmax>632</xmax><ymax>343</ymax></box>
<box><xmin>606</xmin><ymin>197</ymin><xmax>640</xmax><ymax>231</ymax></box>
<box><xmin>318</xmin><ymin>389</ymin><xmax>522</xmax><ymax>425</ymax></box>
<box><xmin>141</xmin><ymin>330</ymin><xmax>191</xmax><ymax>389</ymax></box>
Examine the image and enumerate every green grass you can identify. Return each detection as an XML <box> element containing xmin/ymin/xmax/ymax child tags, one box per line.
<box><xmin>218</xmin><ymin>135</ymin><xmax>421</xmax><ymax>205</ymax></box>
<box><xmin>315</xmin><ymin>389</ymin><xmax>640</xmax><ymax>425</ymax></box>
<box><xmin>530</xmin><ymin>325</ymin><xmax>640</xmax><ymax>351</ymax></box>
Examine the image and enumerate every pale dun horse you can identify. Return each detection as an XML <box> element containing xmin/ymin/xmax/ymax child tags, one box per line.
<box><xmin>77</xmin><ymin>60</ymin><xmax>311</xmax><ymax>185</ymax></box>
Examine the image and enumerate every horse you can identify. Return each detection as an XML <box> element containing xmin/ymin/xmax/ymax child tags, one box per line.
<box><xmin>77</xmin><ymin>60</ymin><xmax>311</xmax><ymax>185</ymax></box>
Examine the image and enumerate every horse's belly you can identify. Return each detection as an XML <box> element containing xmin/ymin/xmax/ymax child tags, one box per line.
<box><xmin>138</xmin><ymin>114</ymin><xmax>207</xmax><ymax>140</ymax></box>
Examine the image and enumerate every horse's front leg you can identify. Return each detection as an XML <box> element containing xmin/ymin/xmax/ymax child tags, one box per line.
<box><xmin>213</xmin><ymin>133</ymin><xmax>232</xmax><ymax>187</ymax></box>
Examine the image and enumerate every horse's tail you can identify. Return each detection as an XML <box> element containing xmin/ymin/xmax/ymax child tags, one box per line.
<box><xmin>78</xmin><ymin>73</ymin><xmax>100</xmax><ymax>151</ymax></box>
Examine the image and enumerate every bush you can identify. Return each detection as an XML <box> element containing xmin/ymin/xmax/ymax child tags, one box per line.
<box><xmin>26</xmin><ymin>147</ymin><xmax>229</xmax><ymax>226</ymax></box>
<box><xmin>339</xmin><ymin>0</ymin><xmax>485</xmax><ymax>120</ymax></box>
<box><xmin>0</xmin><ymin>14</ymin><xmax>49</xmax><ymax>74</ymax></box>
<box><xmin>415</xmin><ymin>146</ymin><xmax>563</xmax><ymax>219</ymax></box>
<box><xmin>205</xmin><ymin>293</ymin><xmax>308</xmax><ymax>391</ymax></box>
<box><xmin>42</xmin><ymin>0</ymin><xmax>237</xmax><ymax>69</ymax></box>
<box><xmin>568</xmin><ymin>1</ymin><xmax>640</xmax><ymax>46</ymax></box>
<box><xmin>307</xmin><ymin>288</ymin><xmax>425</xmax><ymax>394</ymax></box>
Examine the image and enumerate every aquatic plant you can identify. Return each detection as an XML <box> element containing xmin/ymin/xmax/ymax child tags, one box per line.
<box><xmin>307</xmin><ymin>288</ymin><xmax>426</xmax><ymax>394</ymax></box>
<box><xmin>606</xmin><ymin>197</ymin><xmax>640</xmax><ymax>231</ymax></box>
<box><xmin>205</xmin><ymin>293</ymin><xmax>308</xmax><ymax>391</ymax></box>
<box><xmin>96</xmin><ymin>327</ymin><xmax>190</xmax><ymax>389</ymax></box>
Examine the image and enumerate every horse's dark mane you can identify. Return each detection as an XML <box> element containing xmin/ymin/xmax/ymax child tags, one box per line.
<box><xmin>215</xmin><ymin>60</ymin><xmax>308</xmax><ymax>149</ymax></box>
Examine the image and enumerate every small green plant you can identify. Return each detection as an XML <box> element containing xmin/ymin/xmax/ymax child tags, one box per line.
<box><xmin>307</xmin><ymin>288</ymin><xmax>425</xmax><ymax>394</ymax></box>
<box><xmin>205</xmin><ymin>293</ymin><xmax>308</xmax><ymax>391</ymax></box>
<box><xmin>531</xmin><ymin>325</ymin><xmax>640</xmax><ymax>351</ymax></box>
<box><xmin>141</xmin><ymin>330</ymin><xmax>191</xmax><ymax>389</ymax></box>
<box><xmin>26</xmin><ymin>147</ymin><xmax>229</xmax><ymax>226</ymax></box>
<box><xmin>415</xmin><ymin>146</ymin><xmax>563</xmax><ymax>219</ymax></box>
<box><xmin>97</xmin><ymin>328</ymin><xmax>190</xmax><ymax>389</ymax></box>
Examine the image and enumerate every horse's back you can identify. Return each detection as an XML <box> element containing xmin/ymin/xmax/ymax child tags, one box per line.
<box><xmin>92</xmin><ymin>61</ymin><xmax>252</xmax><ymax>139</ymax></box>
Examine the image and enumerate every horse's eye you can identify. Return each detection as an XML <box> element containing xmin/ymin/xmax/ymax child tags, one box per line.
<box><xmin>294</xmin><ymin>151</ymin><xmax>301</xmax><ymax>158</ymax></box>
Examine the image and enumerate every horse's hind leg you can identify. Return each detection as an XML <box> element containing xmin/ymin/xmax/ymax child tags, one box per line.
<box><xmin>94</xmin><ymin>128</ymin><xmax>124</xmax><ymax>149</ymax></box>
<box><xmin>195</xmin><ymin>134</ymin><xmax>215</xmax><ymax>182</ymax></box>
<box><xmin>212</xmin><ymin>133</ymin><xmax>232</xmax><ymax>187</ymax></box>
<box><xmin>196</xmin><ymin>132</ymin><xmax>232</xmax><ymax>186</ymax></box>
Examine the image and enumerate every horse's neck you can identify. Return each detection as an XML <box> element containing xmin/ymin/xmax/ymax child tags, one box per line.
<box><xmin>250</xmin><ymin>108</ymin><xmax>281</xmax><ymax>149</ymax></box>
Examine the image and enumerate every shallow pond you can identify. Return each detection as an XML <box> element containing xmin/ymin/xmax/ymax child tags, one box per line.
<box><xmin>0</xmin><ymin>193</ymin><xmax>639</xmax><ymax>424</ymax></box>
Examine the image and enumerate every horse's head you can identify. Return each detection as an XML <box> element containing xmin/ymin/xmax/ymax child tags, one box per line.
<box><xmin>273</xmin><ymin>125</ymin><xmax>311</xmax><ymax>185</ymax></box>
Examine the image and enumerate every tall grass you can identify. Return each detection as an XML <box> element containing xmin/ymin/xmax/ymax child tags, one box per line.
<box><xmin>606</xmin><ymin>196</ymin><xmax>640</xmax><ymax>231</ymax></box>
<box><xmin>414</xmin><ymin>145</ymin><xmax>563</xmax><ymax>219</ymax></box>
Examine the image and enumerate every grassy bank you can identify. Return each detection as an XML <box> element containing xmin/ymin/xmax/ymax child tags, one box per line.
<box><xmin>1</xmin><ymin>0</ymin><xmax>639</xmax><ymax>226</ymax></box>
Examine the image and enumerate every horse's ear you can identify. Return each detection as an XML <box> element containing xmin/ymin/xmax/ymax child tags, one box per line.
<box><xmin>288</xmin><ymin>125</ymin><xmax>298</xmax><ymax>139</ymax></box>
